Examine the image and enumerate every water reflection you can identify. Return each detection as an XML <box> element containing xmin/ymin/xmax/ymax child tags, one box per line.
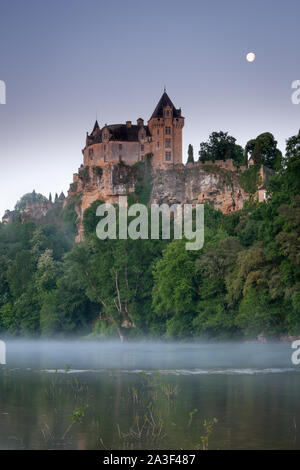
<box><xmin>0</xmin><ymin>341</ymin><xmax>299</xmax><ymax>450</ymax></box>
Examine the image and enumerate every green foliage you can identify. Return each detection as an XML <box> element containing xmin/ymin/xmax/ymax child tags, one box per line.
<box><xmin>238</xmin><ymin>164</ymin><xmax>261</xmax><ymax>194</ymax></box>
<box><xmin>153</xmin><ymin>239</ymin><xmax>197</xmax><ymax>318</ymax></box>
<box><xmin>134</xmin><ymin>157</ymin><xmax>153</xmax><ymax>205</ymax></box>
<box><xmin>0</xmin><ymin>130</ymin><xmax>299</xmax><ymax>340</ymax></box>
<box><xmin>200</xmin><ymin>164</ymin><xmax>232</xmax><ymax>186</ymax></box>
<box><xmin>83</xmin><ymin>199</ymin><xmax>104</xmax><ymax>236</ymax></box>
<box><xmin>199</xmin><ymin>131</ymin><xmax>244</xmax><ymax>166</ymax></box>
<box><xmin>7</xmin><ymin>249</ymin><xmax>35</xmax><ymax>297</ymax></box>
<box><xmin>62</xmin><ymin>196</ymin><xmax>79</xmax><ymax>235</ymax></box>
<box><xmin>15</xmin><ymin>190</ymin><xmax>48</xmax><ymax>211</ymax></box>
<box><xmin>187</xmin><ymin>144</ymin><xmax>194</xmax><ymax>163</ymax></box>
<box><xmin>93</xmin><ymin>166</ymin><xmax>103</xmax><ymax>178</ymax></box>
<box><xmin>197</xmin><ymin>418</ymin><xmax>218</xmax><ymax>451</ymax></box>
<box><xmin>235</xmin><ymin>289</ymin><xmax>285</xmax><ymax>336</ymax></box>
<box><xmin>245</xmin><ymin>132</ymin><xmax>283</xmax><ymax>170</ymax></box>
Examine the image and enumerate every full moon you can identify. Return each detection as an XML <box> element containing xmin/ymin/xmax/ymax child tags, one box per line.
<box><xmin>246</xmin><ymin>52</ymin><xmax>256</xmax><ymax>62</ymax></box>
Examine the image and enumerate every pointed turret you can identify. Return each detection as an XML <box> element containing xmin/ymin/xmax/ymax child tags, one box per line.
<box><xmin>150</xmin><ymin>92</ymin><xmax>181</xmax><ymax>119</ymax></box>
<box><xmin>148</xmin><ymin>91</ymin><xmax>184</xmax><ymax>167</ymax></box>
<box><xmin>92</xmin><ymin>120</ymin><xmax>100</xmax><ymax>134</ymax></box>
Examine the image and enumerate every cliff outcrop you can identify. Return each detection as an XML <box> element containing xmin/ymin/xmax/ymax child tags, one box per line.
<box><xmin>150</xmin><ymin>163</ymin><xmax>248</xmax><ymax>213</ymax></box>
<box><xmin>2</xmin><ymin>160</ymin><xmax>260</xmax><ymax>240</ymax></box>
<box><xmin>66</xmin><ymin>159</ymin><xmax>251</xmax><ymax>241</ymax></box>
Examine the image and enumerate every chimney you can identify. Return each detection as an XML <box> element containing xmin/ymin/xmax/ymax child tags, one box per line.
<box><xmin>137</xmin><ymin>118</ymin><xmax>144</xmax><ymax>127</ymax></box>
<box><xmin>126</xmin><ymin>120</ymin><xmax>132</xmax><ymax>128</ymax></box>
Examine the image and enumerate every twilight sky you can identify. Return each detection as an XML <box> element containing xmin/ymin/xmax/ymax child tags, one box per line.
<box><xmin>0</xmin><ymin>0</ymin><xmax>299</xmax><ymax>218</ymax></box>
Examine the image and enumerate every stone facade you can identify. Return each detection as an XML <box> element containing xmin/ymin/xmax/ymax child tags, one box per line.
<box><xmin>81</xmin><ymin>92</ymin><xmax>184</xmax><ymax>169</ymax></box>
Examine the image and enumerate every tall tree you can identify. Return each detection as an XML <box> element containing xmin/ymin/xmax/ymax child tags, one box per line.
<box><xmin>198</xmin><ymin>131</ymin><xmax>244</xmax><ymax>165</ymax></box>
<box><xmin>245</xmin><ymin>132</ymin><xmax>282</xmax><ymax>170</ymax></box>
<box><xmin>187</xmin><ymin>144</ymin><xmax>194</xmax><ymax>163</ymax></box>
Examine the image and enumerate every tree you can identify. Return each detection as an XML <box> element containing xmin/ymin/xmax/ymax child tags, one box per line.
<box><xmin>7</xmin><ymin>250</ymin><xmax>36</xmax><ymax>298</ymax></box>
<box><xmin>235</xmin><ymin>288</ymin><xmax>284</xmax><ymax>336</ymax></box>
<box><xmin>198</xmin><ymin>131</ymin><xmax>244</xmax><ymax>165</ymax></box>
<box><xmin>284</xmin><ymin>129</ymin><xmax>300</xmax><ymax>195</ymax></box>
<box><xmin>187</xmin><ymin>144</ymin><xmax>194</xmax><ymax>163</ymax></box>
<box><xmin>0</xmin><ymin>132</ymin><xmax>299</xmax><ymax>340</ymax></box>
<box><xmin>152</xmin><ymin>239</ymin><xmax>198</xmax><ymax>337</ymax></box>
<box><xmin>245</xmin><ymin>132</ymin><xmax>283</xmax><ymax>170</ymax></box>
<box><xmin>15</xmin><ymin>191</ymin><xmax>48</xmax><ymax>211</ymax></box>
<box><xmin>67</xmin><ymin>233</ymin><xmax>165</xmax><ymax>342</ymax></box>
<box><xmin>83</xmin><ymin>200</ymin><xmax>104</xmax><ymax>236</ymax></box>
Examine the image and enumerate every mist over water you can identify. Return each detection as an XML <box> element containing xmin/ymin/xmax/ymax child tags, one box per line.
<box><xmin>3</xmin><ymin>340</ymin><xmax>296</xmax><ymax>372</ymax></box>
<box><xmin>1</xmin><ymin>341</ymin><xmax>300</xmax><ymax>450</ymax></box>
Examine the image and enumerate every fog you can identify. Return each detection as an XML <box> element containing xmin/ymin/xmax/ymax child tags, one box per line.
<box><xmin>1</xmin><ymin>340</ymin><xmax>296</xmax><ymax>373</ymax></box>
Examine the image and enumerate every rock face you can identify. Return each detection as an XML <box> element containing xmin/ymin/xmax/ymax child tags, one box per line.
<box><xmin>1</xmin><ymin>159</ymin><xmax>252</xmax><ymax>239</ymax></box>
<box><xmin>69</xmin><ymin>164</ymin><xmax>139</xmax><ymax>211</ymax></box>
<box><xmin>150</xmin><ymin>163</ymin><xmax>248</xmax><ymax>213</ymax></box>
<box><xmin>67</xmin><ymin>163</ymin><xmax>140</xmax><ymax>241</ymax></box>
<box><xmin>66</xmin><ymin>160</ymin><xmax>250</xmax><ymax>241</ymax></box>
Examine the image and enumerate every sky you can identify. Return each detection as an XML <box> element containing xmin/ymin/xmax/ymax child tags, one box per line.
<box><xmin>0</xmin><ymin>0</ymin><xmax>299</xmax><ymax>218</ymax></box>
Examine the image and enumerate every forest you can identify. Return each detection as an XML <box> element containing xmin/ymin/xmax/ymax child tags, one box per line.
<box><xmin>0</xmin><ymin>130</ymin><xmax>299</xmax><ymax>341</ymax></box>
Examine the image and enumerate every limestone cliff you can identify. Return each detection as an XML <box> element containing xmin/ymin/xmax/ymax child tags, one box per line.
<box><xmin>1</xmin><ymin>160</ymin><xmax>256</xmax><ymax>237</ymax></box>
<box><xmin>150</xmin><ymin>163</ymin><xmax>248</xmax><ymax>213</ymax></box>
<box><xmin>66</xmin><ymin>159</ymin><xmax>251</xmax><ymax>241</ymax></box>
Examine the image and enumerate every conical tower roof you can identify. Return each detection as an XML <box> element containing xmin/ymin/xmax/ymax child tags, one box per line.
<box><xmin>150</xmin><ymin>92</ymin><xmax>181</xmax><ymax>119</ymax></box>
<box><xmin>92</xmin><ymin>120</ymin><xmax>100</xmax><ymax>133</ymax></box>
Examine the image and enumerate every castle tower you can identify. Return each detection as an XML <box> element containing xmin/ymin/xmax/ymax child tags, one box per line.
<box><xmin>148</xmin><ymin>91</ymin><xmax>184</xmax><ymax>167</ymax></box>
<box><xmin>82</xmin><ymin>92</ymin><xmax>184</xmax><ymax>168</ymax></box>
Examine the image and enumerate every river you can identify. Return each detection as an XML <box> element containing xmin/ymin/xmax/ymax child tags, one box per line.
<box><xmin>0</xmin><ymin>341</ymin><xmax>299</xmax><ymax>449</ymax></box>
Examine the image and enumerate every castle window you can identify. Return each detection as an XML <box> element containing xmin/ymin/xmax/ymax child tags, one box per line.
<box><xmin>104</xmin><ymin>144</ymin><xmax>107</xmax><ymax>151</ymax></box>
<box><xmin>157</xmin><ymin>129</ymin><xmax>159</xmax><ymax>135</ymax></box>
<box><xmin>141</xmin><ymin>144</ymin><xmax>144</xmax><ymax>152</ymax></box>
<box><xmin>165</xmin><ymin>138</ymin><xmax>171</xmax><ymax>148</ymax></box>
<box><xmin>104</xmin><ymin>154</ymin><xmax>108</xmax><ymax>162</ymax></box>
<box><xmin>165</xmin><ymin>151</ymin><xmax>172</xmax><ymax>161</ymax></box>
<box><xmin>88</xmin><ymin>148</ymin><xmax>94</xmax><ymax>157</ymax></box>
<box><xmin>165</xmin><ymin>110</ymin><xmax>170</xmax><ymax>117</ymax></box>
<box><xmin>119</xmin><ymin>143</ymin><xmax>122</xmax><ymax>150</ymax></box>
<box><xmin>157</xmin><ymin>141</ymin><xmax>160</xmax><ymax>149</ymax></box>
<box><xmin>165</xmin><ymin>127</ymin><xmax>171</xmax><ymax>135</ymax></box>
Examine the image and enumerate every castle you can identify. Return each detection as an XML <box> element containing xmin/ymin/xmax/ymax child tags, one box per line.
<box><xmin>82</xmin><ymin>91</ymin><xmax>184</xmax><ymax>168</ymax></box>
<box><xmin>2</xmin><ymin>91</ymin><xmax>272</xmax><ymax>236</ymax></box>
